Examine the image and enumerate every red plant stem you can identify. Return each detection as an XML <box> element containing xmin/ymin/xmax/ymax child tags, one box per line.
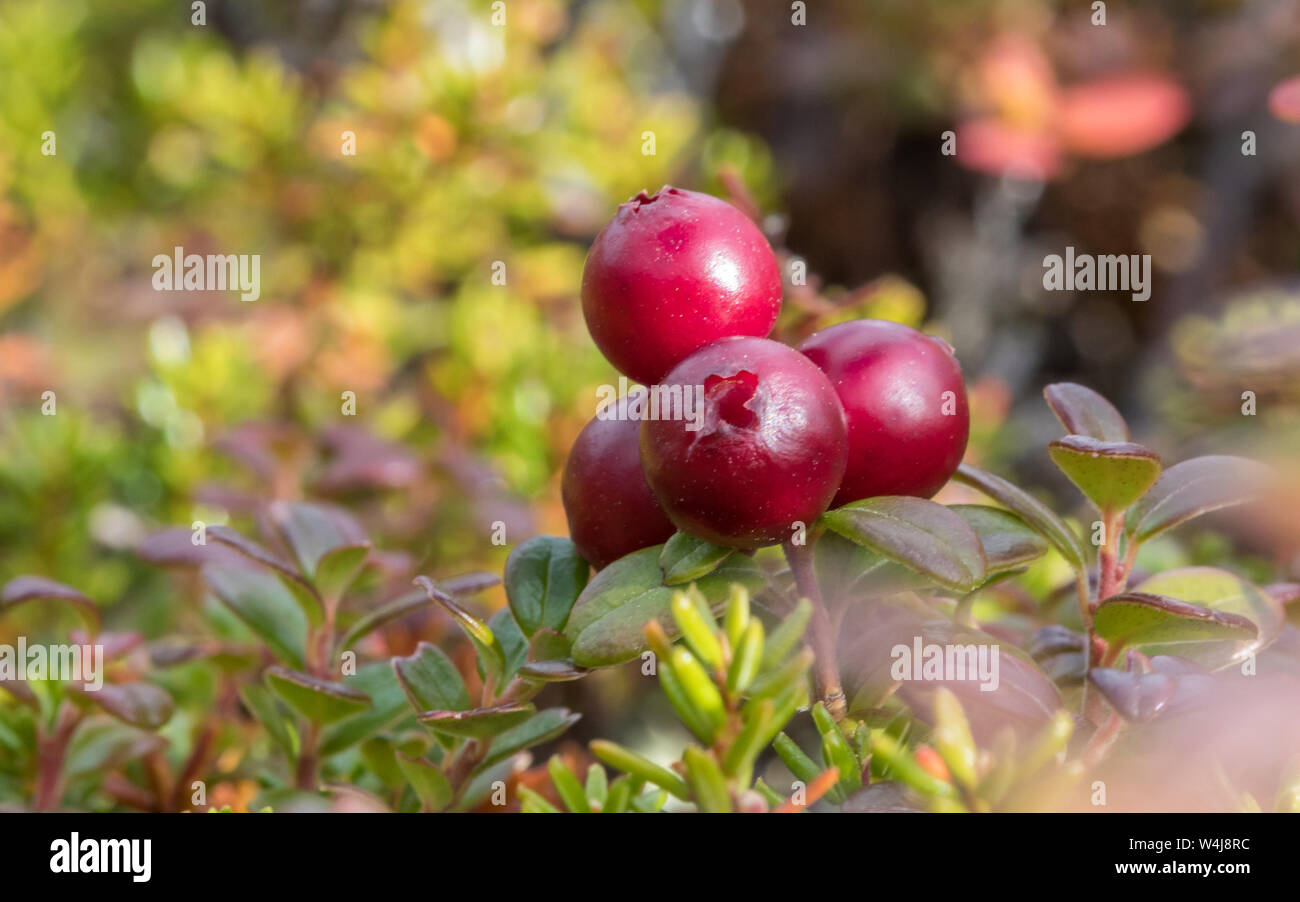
<box><xmin>1082</xmin><ymin>711</ymin><xmax>1124</xmax><ymax>767</ymax></box>
<box><xmin>782</xmin><ymin>538</ymin><xmax>845</xmax><ymax>720</ymax></box>
<box><xmin>172</xmin><ymin>724</ymin><xmax>216</xmax><ymax>811</ymax></box>
<box><xmin>33</xmin><ymin>705</ymin><xmax>82</xmax><ymax>811</ymax></box>
<box><xmin>296</xmin><ymin>722</ymin><xmax>320</xmax><ymax>791</ymax></box>
<box><xmin>1096</xmin><ymin>508</ymin><xmax>1124</xmax><ymax>603</ymax></box>
<box><xmin>1118</xmin><ymin>538</ymin><xmax>1140</xmax><ymax>590</ymax></box>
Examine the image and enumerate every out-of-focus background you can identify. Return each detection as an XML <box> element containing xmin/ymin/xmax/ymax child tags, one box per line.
<box><xmin>3</xmin><ymin>0</ymin><xmax>1300</xmax><ymax>784</ymax></box>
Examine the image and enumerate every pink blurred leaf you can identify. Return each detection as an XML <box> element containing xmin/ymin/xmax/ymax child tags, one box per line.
<box><xmin>1057</xmin><ymin>73</ymin><xmax>1190</xmax><ymax>159</ymax></box>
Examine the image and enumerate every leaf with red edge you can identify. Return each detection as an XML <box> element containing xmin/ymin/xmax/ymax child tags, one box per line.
<box><xmin>954</xmin><ymin>464</ymin><xmax>1087</xmax><ymax>570</ymax></box>
<box><xmin>1043</xmin><ymin>382</ymin><xmax>1129</xmax><ymax>441</ymax></box>
<box><xmin>821</xmin><ymin>496</ymin><xmax>987</xmax><ymax>593</ymax></box>
<box><xmin>0</xmin><ymin>576</ymin><xmax>100</xmax><ymax>632</ymax></box>
<box><xmin>135</xmin><ymin>528</ymin><xmax>245</xmax><ymax>568</ymax></box>
<box><xmin>269</xmin><ymin>503</ymin><xmax>371</xmax><ymax>602</ymax></box>
<box><xmin>1125</xmin><ymin>456</ymin><xmax>1270</xmax><ymax>543</ymax></box>
<box><xmin>1048</xmin><ymin>435</ymin><xmax>1162</xmax><ymax>512</ymax></box>
<box><xmin>417</xmin><ymin>703</ymin><xmax>535</xmax><ymax>739</ymax></box>
<box><xmin>72</xmin><ymin>682</ymin><xmax>175</xmax><ymax>730</ymax></box>
<box><xmin>1093</xmin><ymin>591</ymin><xmax>1257</xmax><ymax>655</ymax></box>
<box><xmin>266</xmin><ymin>666</ymin><xmax>371</xmax><ymax>726</ymax></box>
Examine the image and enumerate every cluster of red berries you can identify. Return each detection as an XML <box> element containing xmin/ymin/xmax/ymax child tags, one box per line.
<box><xmin>562</xmin><ymin>187</ymin><xmax>970</xmax><ymax>569</ymax></box>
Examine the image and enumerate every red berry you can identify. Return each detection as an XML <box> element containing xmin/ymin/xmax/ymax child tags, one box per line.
<box><xmin>799</xmin><ymin>319</ymin><xmax>969</xmax><ymax>505</ymax></box>
<box><xmin>581</xmin><ymin>186</ymin><xmax>782</xmax><ymax>386</ymax></box>
<box><xmin>640</xmin><ymin>337</ymin><xmax>848</xmax><ymax>549</ymax></box>
<box><xmin>562</xmin><ymin>395</ymin><xmax>676</xmax><ymax>569</ymax></box>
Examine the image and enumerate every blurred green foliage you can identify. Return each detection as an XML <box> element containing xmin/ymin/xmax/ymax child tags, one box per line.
<box><xmin>0</xmin><ymin>0</ymin><xmax>777</xmax><ymax>607</ymax></box>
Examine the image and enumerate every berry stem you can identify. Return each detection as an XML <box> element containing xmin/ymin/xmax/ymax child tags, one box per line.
<box><xmin>782</xmin><ymin>538</ymin><xmax>845</xmax><ymax>721</ymax></box>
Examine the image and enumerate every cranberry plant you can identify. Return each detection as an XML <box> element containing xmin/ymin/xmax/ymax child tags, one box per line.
<box><xmin>2</xmin><ymin>184</ymin><xmax>1294</xmax><ymax>814</ymax></box>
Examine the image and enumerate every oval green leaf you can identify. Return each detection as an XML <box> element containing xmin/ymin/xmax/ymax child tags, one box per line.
<box><xmin>659</xmin><ymin>532</ymin><xmax>735</xmax><ymax>585</ymax></box>
<box><xmin>820</xmin><ymin>496</ymin><xmax>986</xmax><ymax>593</ymax></box>
<box><xmin>504</xmin><ymin>535</ymin><xmax>589</xmax><ymax>636</ymax></box>
<box><xmin>1131</xmin><ymin>567</ymin><xmax>1285</xmax><ymax>668</ymax></box>
<box><xmin>566</xmin><ymin>545</ymin><xmax>765</xmax><ymax>668</ymax></box>
<box><xmin>1048</xmin><ymin>435</ymin><xmax>1162</xmax><ymax>512</ymax></box>
<box><xmin>417</xmin><ymin>703</ymin><xmax>536</xmax><ymax>739</ymax></box>
<box><xmin>1093</xmin><ymin>592</ymin><xmax>1257</xmax><ymax>657</ymax></box>
<box><xmin>395</xmin><ymin>753</ymin><xmax>454</xmax><ymax>811</ymax></box>
<box><xmin>72</xmin><ymin>682</ymin><xmax>174</xmax><ymax>730</ymax></box>
<box><xmin>208</xmin><ymin>525</ymin><xmax>323</xmax><ymax>625</ymax></box>
<box><xmin>266</xmin><ymin>666</ymin><xmax>372</xmax><ymax>725</ymax></box>
<box><xmin>478</xmin><ymin>707</ymin><xmax>582</xmax><ymax>769</ymax></box>
<box><xmin>392</xmin><ymin>641</ymin><xmax>471</xmax><ymax>714</ymax></box>
<box><xmin>949</xmin><ymin>504</ymin><xmax>1049</xmax><ymax>575</ymax></box>
<box><xmin>319</xmin><ymin>662</ymin><xmax>411</xmax><ymax>756</ymax></box>
<box><xmin>203</xmin><ymin>564</ymin><xmax>309</xmax><ymax>669</ymax></box>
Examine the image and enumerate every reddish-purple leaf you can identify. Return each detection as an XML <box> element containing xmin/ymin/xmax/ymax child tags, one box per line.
<box><xmin>1043</xmin><ymin>382</ymin><xmax>1129</xmax><ymax>441</ymax></box>
<box><xmin>0</xmin><ymin>576</ymin><xmax>100</xmax><ymax>632</ymax></box>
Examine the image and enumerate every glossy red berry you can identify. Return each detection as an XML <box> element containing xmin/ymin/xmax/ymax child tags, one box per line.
<box><xmin>640</xmin><ymin>337</ymin><xmax>848</xmax><ymax>549</ymax></box>
<box><xmin>581</xmin><ymin>186</ymin><xmax>783</xmax><ymax>386</ymax></box>
<box><xmin>562</xmin><ymin>395</ymin><xmax>676</xmax><ymax>569</ymax></box>
<box><xmin>799</xmin><ymin>319</ymin><xmax>969</xmax><ymax>505</ymax></box>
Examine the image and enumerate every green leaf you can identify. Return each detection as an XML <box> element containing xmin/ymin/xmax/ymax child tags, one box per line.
<box><xmin>1093</xmin><ymin>592</ymin><xmax>1258</xmax><ymax>653</ymax></box>
<box><xmin>683</xmin><ymin>746</ymin><xmax>732</xmax><ymax>812</ymax></box>
<box><xmin>1131</xmin><ymin>567</ymin><xmax>1285</xmax><ymax>667</ymax></box>
<box><xmin>762</xmin><ymin>599</ymin><xmax>812</xmax><ymax>669</ymax></box>
<box><xmin>319</xmin><ymin>662</ymin><xmax>411</xmax><ymax>756</ymax></box>
<box><xmin>239</xmin><ymin>683</ymin><xmax>298</xmax><ymax>755</ymax></box>
<box><xmin>504</xmin><ymin>536</ymin><xmax>589</xmax><ymax>636</ymax></box>
<box><xmin>208</xmin><ymin>526</ymin><xmax>323</xmax><ymax>626</ymax></box>
<box><xmin>528</xmin><ymin>628</ymin><xmax>572</xmax><ymax>663</ymax></box>
<box><xmin>547</xmin><ymin>755</ymin><xmax>589</xmax><ymax>812</ymax></box>
<box><xmin>931</xmin><ymin>688</ymin><xmax>978</xmax><ymax>789</ymax></box>
<box><xmin>203</xmin><ymin>564</ymin><xmax>308</xmax><ymax>669</ymax></box>
<box><xmin>659</xmin><ymin>532</ymin><xmax>734</xmax><ymax>585</ymax></box>
<box><xmin>1126</xmin><ymin>456</ymin><xmax>1270</xmax><ymax>543</ymax></box>
<box><xmin>820</xmin><ymin>496</ymin><xmax>986</xmax><ymax>593</ymax></box>
<box><xmin>1043</xmin><ymin>382</ymin><xmax>1129</xmax><ymax>441</ymax></box>
<box><xmin>271</xmin><ymin>502</ymin><xmax>370</xmax><ymax>601</ymax></box>
<box><xmin>63</xmin><ymin>718</ymin><xmax>166</xmax><ymax>780</ymax></box>
<box><xmin>414</xmin><ymin>577</ymin><xmax>505</xmax><ymax>683</ymax></box>
<box><xmin>396</xmin><ymin>753</ymin><xmax>453</xmax><ymax>811</ymax></box>
<box><xmin>589</xmin><ymin>739</ymin><xmax>690</xmax><ymax>800</ymax></box>
<box><xmin>71</xmin><ymin>682</ymin><xmax>174</xmax><ymax>730</ymax></box>
<box><xmin>565</xmin><ymin>545</ymin><xmax>765</xmax><ymax>667</ymax></box>
<box><xmin>1048</xmin><ymin>435</ymin><xmax>1162</xmax><ymax>512</ymax></box>
<box><xmin>814</xmin><ymin>532</ymin><xmax>932</xmax><ymax>604</ymax></box>
<box><xmin>266</xmin><ymin>667</ymin><xmax>371</xmax><ymax>726</ymax></box>
<box><xmin>0</xmin><ymin>576</ymin><xmax>101</xmax><ymax>632</ymax></box>
<box><xmin>489</xmin><ymin>607</ymin><xmax>529</xmax><ymax>682</ymax></box>
<box><xmin>517</xmin><ymin>659</ymin><xmax>588</xmax><ymax>682</ymax></box>
<box><xmin>950</xmin><ymin>505</ymin><xmax>1049</xmax><ymax>575</ymax></box>
<box><xmin>392</xmin><ymin>642</ymin><xmax>471</xmax><ymax>713</ymax></box>
<box><xmin>338</xmin><ymin>589</ymin><xmax>428</xmax><ymax>651</ymax></box>
<box><xmin>669</xmin><ymin>589</ymin><xmax>724</xmax><ymax>669</ymax></box>
<box><xmin>478</xmin><ymin>707</ymin><xmax>581</xmax><ymax>770</ymax></box>
<box><xmin>954</xmin><ymin>464</ymin><xmax>1086</xmax><ymax>570</ymax></box>
<box><xmin>418</xmin><ymin>703</ymin><xmax>535</xmax><ymax>739</ymax></box>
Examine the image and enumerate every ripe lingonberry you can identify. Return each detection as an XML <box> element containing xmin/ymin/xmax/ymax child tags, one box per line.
<box><xmin>581</xmin><ymin>186</ymin><xmax>782</xmax><ymax>386</ymax></box>
<box><xmin>640</xmin><ymin>336</ymin><xmax>848</xmax><ymax>549</ymax></box>
<box><xmin>799</xmin><ymin>319</ymin><xmax>969</xmax><ymax>505</ymax></box>
<box><xmin>562</xmin><ymin>394</ymin><xmax>676</xmax><ymax>569</ymax></box>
